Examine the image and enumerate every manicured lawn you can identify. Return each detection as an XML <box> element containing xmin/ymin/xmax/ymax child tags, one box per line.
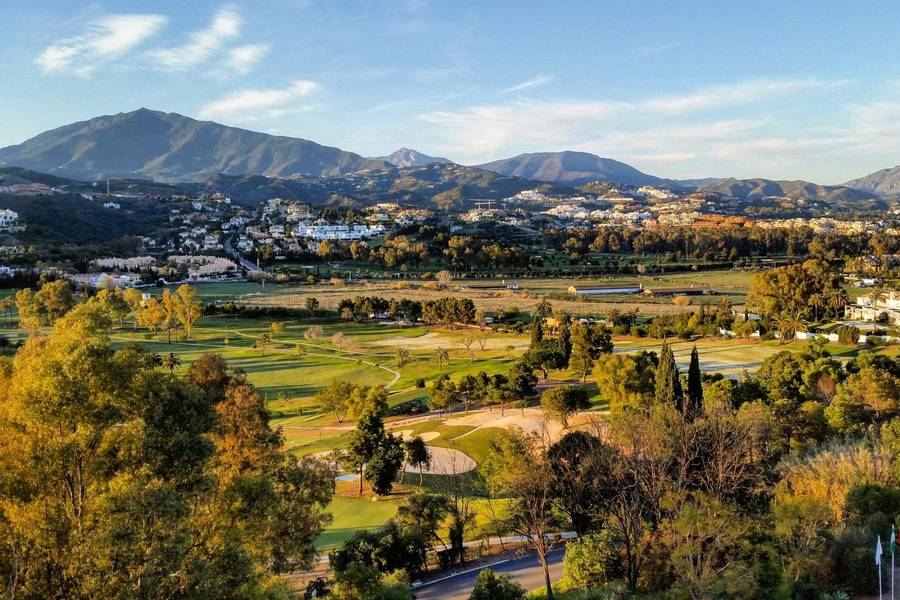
<box><xmin>316</xmin><ymin>491</ymin><xmax>406</xmax><ymax>549</ymax></box>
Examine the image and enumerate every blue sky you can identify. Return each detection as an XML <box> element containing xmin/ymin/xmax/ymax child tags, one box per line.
<box><xmin>3</xmin><ymin>0</ymin><xmax>900</xmax><ymax>182</ymax></box>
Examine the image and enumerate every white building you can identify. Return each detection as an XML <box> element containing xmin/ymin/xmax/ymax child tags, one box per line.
<box><xmin>0</xmin><ymin>210</ymin><xmax>19</xmax><ymax>229</ymax></box>
<box><xmin>845</xmin><ymin>290</ymin><xmax>900</xmax><ymax>326</ymax></box>
<box><xmin>295</xmin><ymin>223</ymin><xmax>385</xmax><ymax>241</ymax></box>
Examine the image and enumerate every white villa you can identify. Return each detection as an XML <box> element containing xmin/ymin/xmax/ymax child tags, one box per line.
<box><xmin>845</xmin><ymin>290</ymin><xmax>900</xmax><ymax>326</ymax></box>
<box><xmin>295</xmin><ymin>223</ymin><xmax>385</xmax><ymax>241</ymax></box>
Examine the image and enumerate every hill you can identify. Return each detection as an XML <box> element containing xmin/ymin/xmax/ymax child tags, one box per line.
<box><xmin>699</xmin><ymin>177</ymin><xmax>881</xmax><ymax>206</ymax></box>
<box><xmin>200</xmin><ymin>163</ymin><xmax>568</xmax><ymax>209</ymax></box>
<box><xmin>373</xmin><ymin>148</ymin><xmax>453</xmax><ymax>167</ymax></box>
<box><xmin>0</xmin><ymin>108</ymin><xmax>390</xmax><ymax>182</ymax></box>
<box><xmin>842</xmin><ymin>166</ymin><xmax>900</xmax><ymax>196</ymax></box>
<box><xmin>477</xmin><ymin>151</ymin><xmax>666</xmax><ymax>186</ymax></box>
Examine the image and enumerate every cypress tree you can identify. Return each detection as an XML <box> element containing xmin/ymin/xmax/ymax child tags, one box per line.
<box><xmin>557</xmin><ymin>315</ymin><xmax>572</xmax><ymax>365</ymax></box>
<box><xmin>531</xmin><ymin>314</ymin><xmax>544</xmax><ymax>345</ymax></box>
<box><xmin>654</xmin><ymin>340</ymin><xmax>683</xmax><ymax>409</ymax></box>
<box><xmin>685</xmin><ymin>345</ymin><xmax>703</xmax><ymax>420</ymax></box>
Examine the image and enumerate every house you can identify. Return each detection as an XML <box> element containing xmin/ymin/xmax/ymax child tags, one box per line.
<box><xmin>845</xmin><ymin>290</ymin><xmax>900</xmax><ymax>326</ymax></box>
<box><xmin>568</xmin><ymin>284</ymin><xmax>643</xmax><ymax>296</ymax></box>
<box><xmin>0</xmin><ymin>210</ymin><xmax>19</xmax><ymax>229</ymax></box>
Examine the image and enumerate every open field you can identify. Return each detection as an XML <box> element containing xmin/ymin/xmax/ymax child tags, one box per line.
<box><xmin>231</xmin><ymin>269</ymin><xmax>755</xmax><ymax>317</ymax></box>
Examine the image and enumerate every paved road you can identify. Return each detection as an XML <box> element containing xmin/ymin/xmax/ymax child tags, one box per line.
<box><xmin>224</xmin><ymin>236</ymin><xmax>260</xmax><ymax>272</ymax></box>
<box><xmin>414</xmin><ymin>548</ymin><xmax>565</xmax><ymax>600</ymax></box>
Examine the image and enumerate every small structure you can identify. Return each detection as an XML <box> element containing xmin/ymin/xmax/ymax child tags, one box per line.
<box><xmin>643</xmin><ymin>287</ymin><xmax>713</xmax><ymax>297</ymax></box>
<box><xmin>845</xmin><ymin>290</ymin><xmax>900</xmax><ymax>326</ymax></box>
<box><xmin>568</xmin><ymin>284</ymin><xmax>643</xmax><ymax>296</ymax></box>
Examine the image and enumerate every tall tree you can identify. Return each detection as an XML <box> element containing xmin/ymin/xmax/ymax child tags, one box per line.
<box><xmin>655</xmin><ymin>340</ymin><xmax>683</xmax><ymax>410</ymax></box>
<box><xmin>685</xmin><ymin>346</ymin><xmax>703</xmax><ymax>421</ymax></box>
<box><xmin>345</xmin><ymin>410</ymin><xmax>385</xmax><ymax>496</ymax></box>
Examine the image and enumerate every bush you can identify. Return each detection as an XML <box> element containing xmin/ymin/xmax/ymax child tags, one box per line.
<box><xmin>837</xmin><ymin>325</ymin><xmax>861</xmax><ymax>344</ymax></box>
<box><xmin>562</xmin><ymin>530</ymin><xmax>624</xmax><ymax>590</ymax></box>
<box><xmin>468</xmin><ymin>568</ymin><xmax>526</xmax><ymax>600</ymax></box>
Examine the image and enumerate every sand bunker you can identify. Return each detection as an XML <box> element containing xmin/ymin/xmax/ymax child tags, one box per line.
<box><xmin>405</xmin><ymin>446</ymin><xmax>476</xmax><ymax>475</ymax></box>
<box><xmin>394</xmin><ymin>429</ymin><xmax>440</xmax><ymax>442</ymax></box>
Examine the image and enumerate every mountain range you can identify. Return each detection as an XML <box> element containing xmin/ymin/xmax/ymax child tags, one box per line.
<box><xmin>0</xmin><ymin>108</ymin><xmax>895</xmax><ymax>208</ymax></box>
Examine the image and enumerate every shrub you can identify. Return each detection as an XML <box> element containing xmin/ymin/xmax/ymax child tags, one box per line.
<box><xmin>468</xmin><ymin>569</ymin><xmax>526</xmax><ymax>600</ymax></box>
<box><xmin>562</xmin><ymin>530</ymin><xmax>624</xmax><ymax>590</ymax></box>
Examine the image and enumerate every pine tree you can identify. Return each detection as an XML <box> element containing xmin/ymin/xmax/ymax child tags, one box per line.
<box><xmin>685</xmin><ymin>345</ymin><xmax>703</xmax><ymax>420</ymax></box>
<box><xmin>654</xmin><ymin>340</ymin><xmax>683</xmax><ymax>409</ymax></box>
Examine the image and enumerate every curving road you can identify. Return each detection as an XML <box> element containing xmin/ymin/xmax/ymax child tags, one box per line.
<box><xmin>414</xmin><ymin>548</ymin><xmax>565</xmax><ymax>600</ymax></box>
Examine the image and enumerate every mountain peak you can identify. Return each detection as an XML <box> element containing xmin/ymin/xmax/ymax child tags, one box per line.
<box><xmin>0</xmin><ymin>110</ymin><xmax>390</xmax><ymax>182</ymax></box>
<box><xmin>477</xmin><ymin>150</ymin><xmax>664</xmax><ymax>186</ymax></box>
<box><xmin>374</xmin><ymin>148</ymin><xmax>453</xmax><ymax>168</ymax></box>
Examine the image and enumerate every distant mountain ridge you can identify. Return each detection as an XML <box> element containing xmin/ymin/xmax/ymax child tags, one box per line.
<box><xmin>374</xmin><ymin>148</ymin><xmax>453</xmax><ymax>167</ymax></box>
<box><xmin>477</xmin><ymin>151</ymin><xmax>667</xmax><ymax>187</ymax></box>
<box><xmin>842</xmin><ymin>165</ymin><xmax>900</xmax><ymax>196</ymax></box>
<box><xmin>699</xmin><ymin>177</ymin><xmax>880</xmax><ymax>205</ymax></box>
<box><xmin>0</xmin><ymin>108</ymin><xmax>390</xmax><ymax>182</ymax></box>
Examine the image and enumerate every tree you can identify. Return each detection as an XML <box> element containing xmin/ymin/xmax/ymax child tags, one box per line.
<box><xmin>522</xmin><ymin>339</ymin><xmax>565</xmax><ymax>379</ymax></box>
<box><xmin>437</xmin><ymin>270</ymin><xmax>453</xmax><ymax>287</ymax></box>
<box><xmin>14</xmin><ymin>287</ymin><xmax>43</xmax><ymax>332</ymax></box>
<box><xmin>405</xmin><ymin>436</ymin><xmax>431</xmax><ymax>486</ymax></box>
<box><xmin>500</xmin><ymin>434</ymin><xmax>563</xmax><ymax>599</ymax></box>
<box><xmin>396</xmin><ymin>347</ymin><xmax>410</xmax><ymax>368</ymax></box>
<box><xmin>162</xmin><ymin>351</ymin><xmax>180</xmax><ymax>372</ymax></box>
<box><xmin>468</xmin><ymin>569</ymin><xmax>527</xmax><ymax>600</ymax></box>
<box><xmin>270</xmin><ymin>321</ymin><xmax>285</xmax><ymax>338</ymax></box>
<box><xmin>316</xmin><ymin>379</ymin><xmax>355</xmax><ymax>423</ymax></box>
<box><xmin>655</xmin><ymin>340</ymin><xmax>684</xmax><ymax>409</ymax></box>
<box><xmin>594</xmin><ymin>351</ymin><xmax>657</xmax><ymax>411</ymax></box>
<box><xmin>332</xmin><ymin>331</ymin><xmax>349</xmax><ymax>349</ymax></box>
<box><xmin>35</xmin><ymin>279</ymin><xmax>75</xmax><ymax>322</ymax></box>
<box><xmin>95</xmin><ymin>288</ymin><xmax>129</xmax><ymax>327</ymax></box>
<box><xmin>531</xmin><ymin>314</ymin><xmax>544</xmax><ymax>344</ymax></box>
<box><xmin>660</xmin><ymin>491</ymin><xmax>748</xmax><ymax>600</ymax></box>
<box><xmin>172</xmin><ymin>284</ymin><xmax>203</xmax><ymax>339</ymax></box>
<box><xmin>305</xmin><ymin>296</ymin><xmax>320</xmax><ymax>313</ymax></box>
<box><xmin>562</xmin><ymin>530</ymin><xmax>624</xmax><ymax>589</ymax></box>
<box><xmin>345</xmin><ymin>410</ymin><xmax>386</xmax><ymax>496</ymax></box>
<box><xmin>305</xmin><ymin>325</ymin><xmax>324</xmax><ymax>339</ymax></box>
<box><xmin>0</xmin><ymin>304</ymin><xmax>333</xmax><ymax>599</ymax></box>
<box><xmin>685</xmin><ymin>345</ymin><xmax>703</xmax><ymax>420</ymax></box>
<box><xmin>255</xmin><ymin>332</ymin><xmax>271</xmax><ymax>355</ymax></box>
<box><xmin>366</xmin><ymin>433</ymin><xmax>405</xmax><ymax>495</ymax></box>
<box><xmin>548</xmin><ymin>431</ymin><xmax>611</xmax><ymax>536</ymax></box>
<box><xmin>541</xmin><ymin>385</ymin><xmax>590</xmax><ymax>428</ymax></box>
<box><xmin>435</xmin><ymin>346</ymin><xmax>449</xmax><ymax>369</ymax></box>
<box><xmin>397</xmin><ymin>492</ymin><xmax>449</xmax><ymax>553</ymax></box>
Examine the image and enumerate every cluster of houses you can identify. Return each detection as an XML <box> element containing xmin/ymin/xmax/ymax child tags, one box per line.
<box><xmin>845</xmin><ymin>290</ymin><xmax>900</xmax><ymax>327</ymax></box>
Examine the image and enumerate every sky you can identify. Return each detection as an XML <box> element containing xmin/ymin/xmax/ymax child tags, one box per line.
<box><xmin>4</xmin><ymin>0</ymin><xmax>900</xmax><ymax>183</ymax></box>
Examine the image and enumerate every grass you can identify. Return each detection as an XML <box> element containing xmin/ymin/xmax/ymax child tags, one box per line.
<box><xmin>316</xmin><ymin>490</ymin><xmax>405</xmax><ymax>549</ymax></box>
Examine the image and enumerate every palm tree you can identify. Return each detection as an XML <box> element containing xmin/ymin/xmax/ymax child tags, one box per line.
<box><xmin>396</xmin><ymin>347</ymin><xmax>410</xmax><ymax>368</ymax></box>
<box><xmin>868</xmin><ymin>286</ymin><xmax>888</xmax><ymax>332</ymax></box>
<box><xmin>809</xmin><ymin>294</ymin><xmax>825</xmax><ymax>323</ymax></box>
<box><xmin>827</xmin><ymin>289</ymin><xmax>849</xmax><ymax>318</ymax></box>
<box><xmin>535</xmin><ymin>298</ymin><xmax>553</xmax><ymax>318</ymax></box>
<box><xmin>774</xmin><ymin>313</ymin><xmax>806</xmax><ymax>345</ymax></box>
<box><xmin>435</xmin><ymin>346</ymin><xmax>449</xmax><ymax>369</ymax></box>
<box><xmin>162</xmin><ymin>352</ymin><xmax>181</xmax><ymax>372</ymax></box>
<box><xmin>150</xmin><ymin>352</ymin><xmax>163</xmax><ymax>370</ymax></box>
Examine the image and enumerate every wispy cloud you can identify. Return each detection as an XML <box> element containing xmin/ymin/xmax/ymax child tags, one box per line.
<box><xmin>35</xmin><ymin>13</ymin><xmax>167</xmax><ymax>77</ymax></box>
<box><xmin>501</xmin><ymin>73</ymin><xmax>554</xmax><ymax>94</ymax></box>
<box><xmin>198</xmin><ymin>80</ymin><xmax>319</xmax><ymax>121</ymax></box>
<box><xmin>148</xmin><ymin>5</ymin><xmax>241</xmax><ymax>72</ymax></box>
<box><xmin>634</xmin><ymin>41</ymin><xmax>684</xmax><ymax>58</ymax></box>
<box><xmin>219</xmin><ymin>43</ymin><xmax>270</xmax><ymax>76</ymax></box>
<box><xmin>420</xmin><ymin>78</ymin><xmax>847</xmax><ymax>166</ymax></box>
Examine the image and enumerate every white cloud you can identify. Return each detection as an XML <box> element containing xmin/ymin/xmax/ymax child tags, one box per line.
<box><xmin>501</xmin><ymin>73</ymin><xmax>554</xmax><ymax>94</ymax></box>
<box><xmin>198</xmin><ymin>80</ymin><xmax>319</xmax><ymax>121</ymax></box>
<box><xmin>35</xmin><ymin>13</ymin><xmax>167</xmax><ymax>77</ymax></box>
<box><xmin>222</xmin><ymin>43</ymin><xmax>270</xmax><ymax>75</ymax></box>
<box><xmin>148</xmin><ymin>5</ymin><xmax>241</xmax><ymax>72</ymax></box>
<box><xmin>420</xmin><ymin>78</ymin><xmax>847</xmax><ymax>164</ymax></box>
